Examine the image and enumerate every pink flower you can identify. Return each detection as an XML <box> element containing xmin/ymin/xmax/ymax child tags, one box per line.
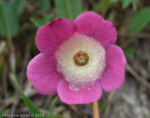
<box><xmin>27</xmin><ymin>11</ymin><xmax>126</xmax><ymax>105</ymax></box>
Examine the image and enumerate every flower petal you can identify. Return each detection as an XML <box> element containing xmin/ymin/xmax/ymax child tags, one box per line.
<box><xmin>36</xmin><ymin>18</ymin><xmax>77</xmax><ymax>55</ymax></box>
<box><xmin>57</xmin><ymin>80</ymin><xmax>102</xmax><ymax>105</ymax></box>
<box><xmin>100</xmin><ymin>45</ymin><xmax>126</xmax><ymax>92</ymax></box>
<box><xmin>27</xmin><ymin>53</ymin><xmax>63</xmax><ymax>95</ymax></box>
<box><xmin>75</xmin><ymin>11</ymin><xmax>117</xmax><ymax>47</ymax></box>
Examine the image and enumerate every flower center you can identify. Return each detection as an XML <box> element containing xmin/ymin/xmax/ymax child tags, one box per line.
<box><xmin>55</xmin><ymin>34</ymin><xmax>106</xmax><ymax>91</ymax></box>
<box><xmin>74</xmin><ymin>51</ymin><xmax>89</xmax><ymax>66</ymax></box>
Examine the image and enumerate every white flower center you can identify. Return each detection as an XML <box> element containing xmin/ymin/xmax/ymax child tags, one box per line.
<box><xmin>55</xmin><ymin>34</ymin><xmax>106</xmax><ymax>91</ymax></box>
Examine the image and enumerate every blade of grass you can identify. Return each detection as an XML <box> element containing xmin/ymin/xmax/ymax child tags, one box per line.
<box><xmin>49</xmin><ymin>96</ymin><xmax>58</xmax><ymax>115</ymax></box>
<box><xmin>0</xmin><ymin>109</ymin><xmax>9</xmax><ymax>117</ymax></box>
<box><xmin>39</xmin><ymin>0</ymin><xmax>51</xmax><ymax>11</ymax></box>
<box><xmin>9</xmin><ymin>73</ymin><xmax>41</xmax><ymax>115</ymax></box>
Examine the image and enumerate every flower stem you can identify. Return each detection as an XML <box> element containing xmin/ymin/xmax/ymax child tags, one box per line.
<box><xmin>93</xmin><ymin>100</ymin><xmax>99</xmax><ymax>118</ymax></box>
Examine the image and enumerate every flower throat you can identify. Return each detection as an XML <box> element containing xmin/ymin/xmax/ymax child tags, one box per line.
<box><xmin>74</xmin><ymin>51</ymin><xmax>89</xmax><ymax>66</ymax></box>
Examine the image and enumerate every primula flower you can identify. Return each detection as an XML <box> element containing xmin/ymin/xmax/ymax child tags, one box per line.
<box><xmin>27</xmin><ymin>11</ymin><xmax>126</xmax><ymax>105</ymax></box>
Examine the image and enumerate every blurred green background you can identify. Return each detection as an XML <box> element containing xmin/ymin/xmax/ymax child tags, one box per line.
<box><xmin>0</xmin><ymin>0</ymin><xmax>150</xmax><ymax>118</ymax></box>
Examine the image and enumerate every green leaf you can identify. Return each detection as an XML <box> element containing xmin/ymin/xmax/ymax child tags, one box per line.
<box><xmin>9</xmin><ymin>0</ymin><xmax>26</xmax><ymax>17</ymax></box>
<box><xmin>0</xmin><ymin>1</ymin><xmax>10</xmax><ymax>38</ymax></box>
<box><xmin>2</xmin><ymin>2</ymin><xmax>19</xmax><ymax>37</ymax></box>
<box><xmin>121</xmin><ymin>0</ymin><xmax>139</xmax><ymax>9</ymax></box>
<box><xmin>31</xmin><ymin>15</ymin><xmax>52</xmax><ymax>27</ymax></box>
<box><xmin>131</xmin><ymin>0</ymin><xmax>139</xmax><ymax>10</ymax></box>
<box><xmin>0</xmin><ymin>109</ymin><xmax>9</xmax><ymax>117</ymax></box>
<box><xmin>0</xmin><ymin>1</ymin><xmax>19</xmax><ymax>38</ymax></box>
<box><xmin>128</xmin><ymin>7</ymin><xmax>150</xmax><ymax>33</ymax></box>
<box><xmin>121</xmin><ymin>0</ymin><xmax>131</xmax><ymax>8</ymax></box>
<box><xmin>0</xmin><ymin>0</ymin><xmax>26</xmax><ymax>38</ymax></box>
<box><xmin>98</xmin><ymin>102</ymin><xmax>106</xmax><ymax>112</ymax></box>
<box><xmin>39</xmin><ymin>0</ymin><xmax>51</xmax><ymax>11</ymax></box>
<box><xmin>9</xmin><ymin>73</ymin><xmax>41</xmax><ymax>115</ymax></box>
<box><xmin>55</xmin><ymin>0</ymin><xmax>83</xmax><ymax>20</ymax></box>
<box><xmin>93</xmin><ymin>0</ymin><xmax>118</xmax><ymax>12</ymax></box>
<box><xmin>124</xmin><ymin>48</ymin><xmax>134</xmax><ymax>58</ymax></box>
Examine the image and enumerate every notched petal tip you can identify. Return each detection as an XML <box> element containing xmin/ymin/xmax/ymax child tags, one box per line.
<box><xmin>48</xmin><ymin>18</ymin><xmax>63</xmax><ymax>26</ymax></box>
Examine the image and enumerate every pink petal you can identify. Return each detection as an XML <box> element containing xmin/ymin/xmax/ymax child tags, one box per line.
<box><xmin>27</xmin><ymin>53</ymin><xmax>63</xmax><ymax>95</ymax></box>
<box><xmin>57</xmin><ymin>80</ymin><xmax>102</xmax><ymax>105</ymax></box>
<box><xmin>75</xmin><ymin>11</ymin><xmax>117</xmax><ymax>47</ymax></box>
<box><xmin>36</xmin><ymin>18</ymin><xmax>77</xmax><ymax>55</ymax></box>
<box><xmin>100</xmin><ymin>45</ymin><xmax>126</xmax><ymax>92</ymax></box>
